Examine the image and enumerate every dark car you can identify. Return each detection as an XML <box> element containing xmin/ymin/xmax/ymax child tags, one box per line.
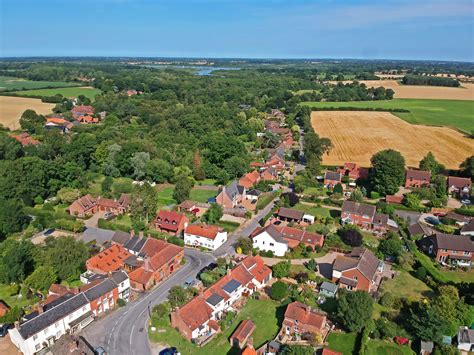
<box><xmin>0</xmin><ymin>324</ymin><xmax>12</xmax><ymax>337</ymax></box>
<box><xmin>43</xmin><ymin>228</ymin><xmax>55</xmax><ymax>236</ymax></box>
<box><xmin>425</xmin><ymin>216</ymin><xmax>441</xmax><ymax>225</ymax></box>
<box><xmin>160</xmin><ymin>347</ymin><xmax>177</xmax><ymax>355</ymax></box>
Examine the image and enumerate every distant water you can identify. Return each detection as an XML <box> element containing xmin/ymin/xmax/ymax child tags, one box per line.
<box><xmin>143</xmin><ymin>64</ymin><xmax>240</xmax><ymax>76</ymax></box>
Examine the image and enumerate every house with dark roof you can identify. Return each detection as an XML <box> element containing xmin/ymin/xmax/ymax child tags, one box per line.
<box><xmin>457</xmin><ymin>326</ymin><xmax>474</xmax><ymax>352</ymax></box>
<box><xmin>461</xmin><ymin>219</ymin><xmax>474</xmax><ymax>237</ymax></box>
<box><xmin>405</xmin><ymin>170</ymin><xmax>431</xmax><ymax>188</ymax></box>
<box><xmin>341</xmin><ymin>200</ymin><xmax>390</xmax><ymax>232</ymax></box>
<box><xmin>408</xmin><ymin>222</ymin><xmax>434</xmax><ymax>238</ymax></box>
<box><xmin>282</xmin><ymin>301</ymin><xmax>328</xmax><ymax>338</ymax></box>
<box><xmin>153</xmin><ymin>210</ymin><xmax>189</xmax><ymax>235</ymax></box>
<box><xmin>420</xmin><ymin>233</ymin><xmax>474</xmax><ymax>267</ymax></box>
<box><xmin>447</xmin><ymin>176</ymin><xmax>472</xmax><ymax>198</ymax></box>
<box><xmin>276</xmin><ymin>207</ymin><xmax>314</xmax><ymax>224</ymax></box>
<box><xmin>324</xmin><ymin>171</ymin><xmax>342</xmax><ymax>188</ymax></box>
<box><xmin>170</xmin><ymin>256</ymin><xmax>271</xmax><ymax>344</ymax></box>
<box><xmin>216</xmin><ymin>181</ymin><xmax>246</xmax><ymax>209</ymax></box>
<box><xmin>332</xmin><ymin>247</ymin><xmax>384</xmax><ymax>292</ymax></box>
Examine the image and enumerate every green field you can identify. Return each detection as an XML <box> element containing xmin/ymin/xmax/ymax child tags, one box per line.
<box><xmin>149</xmin><ymin>299</ymin><xmax>282</xmax><ymax>355</ymax></box>
<box><xmin>157</xmin><ymin>186</ymin><xmax>177</xmax><ymax>206</ymax></box>
<box><xmin>13</xmin><ymin>86</ymin><xmax>102</xmax><ymax>100</ymax></box>
<box><xmin>302</xmin><ymin>99</ymin><xmax>474</xmax><ymax>133</ymax></box>
<box><xmin>366</xmin><ymin>340</ymin><xmax>415</xmax><ymax>355</ymax></box>
<box><xmin>0</xmin><ymin>76</ymin><xmax>80</xmax><ymax>91</ymax></box>
<box><xmin>189</xmin><ymin>188</ymin><xmax>217</xmax><ymax>203</ymax></box>
<box><xmin>326</xmin><ymin>332</ymin><xmax>358</xmax><ymax>355</ymax></box>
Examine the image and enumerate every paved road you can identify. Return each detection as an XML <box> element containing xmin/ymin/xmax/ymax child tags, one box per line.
<box><xmin>80</xmin><ymin>248</ymin><xmax>215</xmax><ymax>355</ymax></box>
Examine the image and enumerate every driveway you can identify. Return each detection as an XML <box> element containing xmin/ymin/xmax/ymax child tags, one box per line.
<box><xmin>0</xmin><ymin>335</ymin><xmax>20</xmax><ymax>355</ymax></box>
<box><xmin>79</xmin><ymin>227</ymin><xmax>115</xmax><ymax>245</ymax></box>
<box><xmin>84</xmin><ymin>211</ymin><xmax>107</xmax><ymax>228</ymax></box>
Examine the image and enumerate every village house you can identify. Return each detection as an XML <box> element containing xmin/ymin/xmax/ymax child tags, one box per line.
<box><xmin>447</xmin><ymin>176</ymin><xmax>472</xmax><ymax>198</ymax></box>
<box><xmin>323</xmin><ymin>171</ymin><xmax>342</xmax><ymax>188</ymax></box>
<box><xmin>170</xmin><ymin>256</ymin><xmax>271</xmax><ymax>345</ymax></box>
<box><xmin>319</xmin><ymin>281</ymin><xmax>338</xmax><ymax>298</ymax></box>
<box><xmin>44</xmin><ymin>117</ymin><xmax>75</xmax><ymax>133</ymax></box>
<box><xmin>457</xmin><ymin>326</ymin><xmax>474</xmax><ymax>352</ymax></box>
<box><xmin>216</xmin><ymin>181</ymin><xmax>246</xmax><ymax>209</ymax></box>
<box><xmin>251</xmin><ymin>224</ymin><xmax>324</xmax><ymax>257</ymax></box>
<box><xmin>66</xmin><ymin>193</ymin><xmax>130</xmax><ymax>218</ymax></box>
<box><xmin>405</xmin><ymin>169</ymin><xmax>431</xmax><ymax>188</ymax></box>
<box><xmin>385</xmin><ymin>195</ymin><xmax>404</xmax><ymax>204</ymax></box>
<box><xmin>0</xmin><ymin>300</ymin><xmax>9</xmax><ymax>316</ymax></box>
<box><xmin>332</xmin><ymin>247</ymin><xmax>384</xmax><ymax>292</ymax></box>
<box><xmin>239</xmin><ymin>170</ymin><xmax>261</xmax><ymax>189</ymax></box>
<box><xmin>461</xmin><ymin>219</ymin><xmax>474</xmax><ymax>236</ymax></box>
<box><xmin>184</xmin><ymin>224</ymin><xmax>228</xmax><ymax>251</ymax></box>
<box><xmin>76</xmin><ymin>115</ymin><xmax>99</xmax><ymax>124</ymax></box>
<box><xmin>337</xmin><ymin>162</ymin><xmax>369</xmax><ymax>181</ymax></box>
<box><xmin>419</xmin><ymin>232</ymin><xmax>473</xmax><ymax>267</ymax></box>
<box><xmin>408</xmin><ymin>222</ymin><xmax>434</xmax><ymax>238</ymax></box>
<box><xmin>275</xmin><ymin>207</ymin><xmax>315</xmax><ymax>225</ymax></box>
<box><xmin>71</xmin><ymin>105</ymin><xmax>94</xmax><ymax>119</ymax></box>
<box><xmin>177</xmin><ymin>200</ymin><xmax>199</xmax><ymax>213</ymax></box>
<box><xmin>8</xmin><ymin>272</ymin><xmax>129</xmax><ymax>355</ymax></box>
<box><xmin>153</xmin><ymin>209</ymin><xmax>189</xmax><ymax>235</ymax></box>
<box><xmin>282</xmin><ymin>301</ymin><xmax>328</xmax><ymax>338</ymax></box>
<box><xmin>341</xmin><ymin>200</ymin><xmax>392</xmax><ymax>233</ymax></box>
<box><xmin>230</xmin><ymin>319</ymin><xmax>256</xmax><ymax>349</ymax></box>
<box><xmin>446</xmin><ymin>211</ymin><xmax>472</xmax><ymax>227</ymax></box>
<box><xmin>9</xmin><ymin>132</ymin><xmax>40</xmax><ymax>146</ymax></box>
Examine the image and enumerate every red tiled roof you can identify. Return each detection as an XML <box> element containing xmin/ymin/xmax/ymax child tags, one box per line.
<box><xmin>242</xmin><ymin>255</ymin><xmax>272</xmax><ymax>283</ymax></box>
<box><xmin>155</xmin><ymin>210</ymin><xmax>187</xmax><ymax>232</ymax></box>
<box><xmin>230</xmin><ymin>319</ymin><xmax>256</xmax><ymax>342</ymax></box>
<box><xmin>385</xmin><ymin>195</ymin><xmax>404</xmax><ymax>204</ymax></box>
<box><xmin>129</xmin><ymin>267</ymin><xmax>154</xmax><ymax>286</ymax></box>
<box><xmin>284</xmin><ymin>301</ymin><xmax>326</xmax><ymax>331</ymax></box>
<box><xmin>185</xmin><ymin>224</ymin><xmax>222</xmax><ymax>240</ymax></box>
<box><xmin>175</xmin><ymin>296</ymin><xmax>214</xmax><ymax>331</ymax></box>
<box><xmin>448</xmin><ymin>176</ymin><xmax>472</xmax><ymax>188</ymax></box>
<box><xmin>239</xmin><ymin>170</ymin><xmax>261</xmax><ymax>188</ymax></box>
<box><xmin>149</xmin><ymin>243</ymin><xmax>183</xmax><ymax>270</ymax></box>
<box><xmin>48</xmin><ymin>284</ymin><xmax>69</xmax><ymax>296</ymax></box>
<box><xmin>322</xmin><ymin>349</ymin><xmax>343</xmax><ymax>355</ymax></box>
<box><xmin>242</xmin><ymin>345</ymin><xmax>257</xmax><ymax>355</ymax></box>
<box><xmin>406</xmin><ymin>169</ymin><xmax>431</xmax><ymax>181</ymax></box>
<box><xmin>97</xmin><ymin>198</ymin><xmax>120</xmax><ymax>209</ymax></box>
<box><xmin>140</xmin><ymin>238</ymin><xmax>168</xmax><ymax>257</ymax></box>
<box><xmin>86</xmin><ymin>244</ymin><xmax>132</xmax><ymax>273</ymax></box>
<box><xmin>275</xmin><ymin>225</ymin><xmax>324</xmax><ymax>247</ymax></box>
<box><xmin>9</xmin><ymin>133</ymin><xmax>40</xmax><ymax>146</ymax></box>
<box><xmin>71</xmin><ymin>105</ymin><xmax>94</xmax><ymax>114</ymax></box>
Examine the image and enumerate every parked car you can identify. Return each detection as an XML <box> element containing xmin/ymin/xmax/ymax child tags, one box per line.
<box><xmin>104</xmin><ymin>212</ymin><xmax>115</xmax><ymax>220</ymax></box>
<box><xmin>43</xmin><ymin>228</ymin><xmax>55</xmax><ymax>236</ymax></box>
<box><xmin>461</xmin><ymin>199</ymin><xmax>471</xmax><ymax>205</ymax></box>
<box><xmin>95</xmin><ymin>346</ymin><xmax>107</xmax><ymax>355</ymax></box>
<box><xmin>394</xmin><ymin>336</ymin><xmax>409</xmax><ymax>345</ymax></box>
<box><xmin>160</xmin><ymin>347</ymin><xmax>177</xmax><ymax>355</ymax></box>
<box><xmin>425</xmin><ymin>216</ymin><xmax>441</xmax><ymax>225</ymax></box>
<box><xmin>0</xmin><ymin>324</ymin><xmax>12</xmax><ymax>337</ymax></box>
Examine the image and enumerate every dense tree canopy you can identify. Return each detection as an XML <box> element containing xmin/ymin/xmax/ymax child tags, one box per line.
<box><xmin>370</xmin><ymin>149</ymin><xmax>406</xmax><ymax>195</ymax></box>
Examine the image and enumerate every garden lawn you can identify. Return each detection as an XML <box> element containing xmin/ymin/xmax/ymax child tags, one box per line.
<box><xmin>326</xmin><ymin>332</ymin><xmax>358</xmax><ymax>355</ymax></box>
<box><xmin>0</xmin><ymin>284</ymin><xmax>36</xmax><ymax>309</ymax></box>
<box><xmin>189</xmin><ymin>188</ymin><xmax>217</xmax><ymax>203</ymax></box>
<box><xmin>149</xmin><ymin>299</ymin><xmax>282</xmax><ymax>355</ymax></box>
<box><xmin>256</xmin><ymin>191</ymin><xmax>279</xmax><ymax>211</ymax></box>
<box><xmin>293</xmin><ymin>203</ymin><xmax>331</xmax><ymax>218</ymax></box>
<box><xmin>365</xmin><ymin>339</ymin><xmax>416</xmax><ymax>355</ymax></box>
<box><xmin>301</xmin><ymin>99</ymin><xmax>474</xmax><ymax>133</ymax></box>
<box><xmin>13</xmin><ymin>86</ymin><xmax>102</xmax><ymax>100</ymax></box>
<box><xmin>414</xmin><ymin>251</ymin><xmax>474</xmax><ymax>283</ymax></box>
<box><xmin>0</xmin><ymin>76</ymin><xmax>80</xmax><ymax>91</ymax></box>
<box><xmin>157</xmin><ymin>186</ymin><xmax>177</xmax><ymax>206</ymax></box>
<box><xmin>216</xmin><ymin>220</ymin><xmax>240</xmax><ymax>232</ymax></box>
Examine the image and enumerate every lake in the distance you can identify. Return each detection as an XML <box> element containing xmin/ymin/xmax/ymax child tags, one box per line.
<box><xmin>143</xmin><ymin>65</ymin><xmax>240</xmax><ymax>76</ymax></box>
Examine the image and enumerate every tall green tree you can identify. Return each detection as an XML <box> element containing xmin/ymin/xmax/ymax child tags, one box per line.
<box><xmin>19</xmin><ymin>109</ymin><xmax>45</xmax><ymax>134</ymax></box>
<box><xmin>131</xmin><ymin>183</ymin><xmax>159</xmax><ymax>224</ymax></box>
<box><xmin>370</xmin><ymin>149</ymin><xmax>406</xmax><ymax>195</ymax></box>
<box><xmin>172</xmin><ymin>177</ymin><xmax>194</xmax><ymax>204</ymax></box>
<box><xmin>460</xmin><ymin>156</ymin><xmax>474</xmax><ymax>179</ymax></box>
<box><xmin>0</xmin><ymin>198</ymin><xmax>28</xmax><ymax>238</ymax></box>
<box><xmin>25</xmin><ymin>266</ymin><xmax>57</xmax><ymax>292</ymax></box>
<box><xmin>337</xmin><ymin>290</ymin><xmax>373</xmax><ymax>332</ymax></box>
<box><xmin>419</xmin><ymin>151</ymin><xmax>445</xmax><ymax>175</ymax></box>
<box><xmin>0</xmin><ymin>239</ymin><xmax>35</xmax><ymax>284</ymax></box>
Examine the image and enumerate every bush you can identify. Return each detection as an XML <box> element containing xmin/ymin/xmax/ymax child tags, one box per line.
<box><xmin>271</xmin><ymin>281</ymin><xmax>289</xmax><ymax>300</ymax></box>
<box><xmin>379</xmin><ymin>292</ymin><xmax>395</xmax><ymax>308</ymax></box>
<box><xmin>168</xmin><ymin>236</ymin><xmax>184</xmax><ymax>247</ymax></box>
<box><xmin>272</xmin><ymin>261</ymin><xmax>291</xmax><ymax>278</ymax></box>
<box><xmin>370</xmin><ymin>191</ymin><xmax>380</xmax><ymax>199</ymax></box>
<box><xmin>338</xmin><ymin>225</ymin><xmax>363</xmax><ymax>247</ymax></box>
<box><xmin>416</xmin><ymin>266</ymin><xmax>427</xmax><ymax>280</ymax></box>
<box><xmin>152</xmin><ymin>302</ymin><xmax>170</xmax><ymax>317</ymax></box>
<box><xmin>117</xmin><ymin>298</ymin><xmax>126</xmax><ymax>307</ymax></box>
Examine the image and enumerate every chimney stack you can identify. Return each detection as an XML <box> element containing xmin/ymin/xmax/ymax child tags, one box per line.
<box><xmin>130</xmin><ymin>229</ymin><xmax>135</xmax><ymax>237</ymax></box>
<box><xmin>14</xmin><ymin>321</ymin><xmax>20</xmax><ymax>330</ymax></box>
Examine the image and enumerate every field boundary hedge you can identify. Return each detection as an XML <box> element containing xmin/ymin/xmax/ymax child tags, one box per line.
<box><xmin>311</xmin><ymin>106</ymin><xmax>410</xmax><ymax>113</ymax></box>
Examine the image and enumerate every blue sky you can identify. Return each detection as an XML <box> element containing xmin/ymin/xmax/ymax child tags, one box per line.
<box><xmin>1</xmin><ymin>0</ymin><xmax>473</xmax><ymax>61</ymax></box>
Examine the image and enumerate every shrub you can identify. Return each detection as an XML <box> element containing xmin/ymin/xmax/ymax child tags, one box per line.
<box><xmin>152</xmin><ymin>302</ymin><xmax>170</xmax><ymax>317</ymax></box>
<box><xmin>117</xmin><ymin>298</ymin><xmax>126</xmax><ymax>307</ymax></box>
<box><xmin>338</xmin><ymin>225</ymin><xmax>363</xmax><ymax>247</ymax></box>
<box><xmin>379</xmin><ymin>292</ymin><xmax>395</xmax><ymax>308</ymax></box>
<box><xmin>272</xmin><ymin>261</ymin><xmax>291</xmax><ymax>278</ymax></box>
<box><xmin>271</xmin><ymin>281</ymin><xmax>289</xmax><ymax>301</ymax></box>
<box><xmin>370</xmin><ymin>191</ymin><xmax>380</xmax><ymax>199</ymax></box>
<box><xmin>416</xmin><ymin>266</ymin><xmax>427</xmax><ymax>280</ymax></box>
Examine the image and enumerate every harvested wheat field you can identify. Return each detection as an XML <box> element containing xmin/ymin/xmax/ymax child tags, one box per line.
<box><xmin>311</xmin><ymin>111</ymin><xmax>474</xmax><ymax>169</ymax></box>
<box><xmin>0</xmin><ymin>96</ymin><xmax>54</xmax><ymax>130</ymax></box>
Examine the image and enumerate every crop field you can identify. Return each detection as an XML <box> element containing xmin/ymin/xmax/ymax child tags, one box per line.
<box><xmin>328</xmin><ymin>79</ymin><xmax>474</xmax><ymax>100</ymax></box>
<box><xmin>13</xmin><ymin>86</ymin><xmax>101</xmax><ymax>100</ymax></box>
<box><xmin>0</xmin><ymin>96</ymin><xmax>55</xmax><ymax>129</ymax></box>
<box><xmin>311</xmin><ymin>111</ymin><xmax>474</xmax><ymax>169</ymax></box>
<box><xmin>303</xmin><ymin>98</ymin><xmax>474</xmax><ymax>133</ymax></box>
<box><xmin>0</xmin><ymin>76</ymin><xmax>79</xmax><ymax>91</ymax></box>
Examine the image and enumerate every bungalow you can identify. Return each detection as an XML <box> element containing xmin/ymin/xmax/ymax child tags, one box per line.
<box><xmin>153</xmin><ymin>210</ymin><xmax>189</xmax><ymax>235</ymax></box>
<box><xmin>184</xmin><ymin>224</ymin><xmax>228</xmax><ymax>251</ymax></box>
<box><xmin>405</xmin><ymin>170</ymin><xmax>431</xmax><ymax>188</ymax></box>
<box><xmin>420</xmin><ymin>232</ymin><xmax>473</xmax><ymax>267</ymax></box>
<box><xmin>447</xmin><ymin>176</ymin><xmax>472</xmax><ymax>198</ymax></box>
<box><xmin>332</xmin><ymin>247</ymin><xmax>384</xmax><ymax>292</ymax></box>
<box><xmin>251</xmin><ymin>224</ymin><xmax>324</xmax><ymax>257</ymax></box>
<box><xmin>337</xmin><ymin>162</ymin><xmax>369</xmax><ymax>181</ymax></box>
<box><xmin>408</xmin><ymin>222</ymin><xmax>434</xmax><ymax>238</ymax></box>
<box><xmin>239</xmin><ymin>170</ymin><xmax>261</xmax><ymax>189</ymax></box>
<box><xmin>230</xmin><ymin>319</ymin><xmax>255</xmax><ymax>349</ymax></box>
<box><xmin>276</xmin><ymin>207</ymin><xmax>314</xmax><ymax>224</ymax></box>
<box><xmin>216</xmin><ymin>181</ymin><xmax>246</xmax><ymax>209</ymax></box>
<box><xmin>324</xmin><ymin>171</ymin><xmax>342</xmax><ymax>188</ymax></box>
<box><xmin>171</xmin><ymin>256</ymin><xmax>271</xmax><ymax>344</ymax></box>
<box><xmin>9</xmin><ymin>133</ymin><xmax>40</xmax><ymax>146</ymax></box>
<box><xmin>385</xmin><ymin>195</ymin><xmax>404</xmax><ymax>204</ymax></box>
<box><xmin>282</xmin><ymin>301</ymin><xmax>327</xmax><ymax>337</ymax></box>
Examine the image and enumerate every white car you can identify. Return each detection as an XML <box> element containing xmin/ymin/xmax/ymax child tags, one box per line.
<box><xmin>461</xmin><ymin>199</ymin><xmax>471</xmax><ymax>205</ymax></box>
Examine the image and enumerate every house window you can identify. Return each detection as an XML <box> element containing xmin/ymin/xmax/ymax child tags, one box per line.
<box><xmin>82</xmin><ymin>306</ymin><xmax>87</xmax><ymax>312</ymax></box>
<box><xmin>44</xmin><ymin>328</ymin><xmax>48</xmax><ymax>335</ymax></box>
<box><xmin>270</xmin><ymin>243</ymin><xmax>274</xmax><ymax>247</ymax></box>
<box><xmin>33</xmin><ymin>334</ymin><xmax>38</xmax><ymax>341</ymax></box>
<box><xmin>56</xmin><ymin>331</ymin><xmax>61</xmax><ymax>339</ymax></box>
<box><xmin>35</xmin><ymin>344</ymin><xmax>41</xmax><ymax>351</ymax></box>
<box><xmin>464</xmin><ymin>251</ymin><xmax>470</xmax><ymax>256</ymax></box>
<box><xmin>452</xmin><ymin>250</ymin><xmax>457</xmax><ymax>254</ymax></box>
<box><xmin>55</xmin><ymin>322</ymin><xmax>60</xmax><ymax>328</ymax></box>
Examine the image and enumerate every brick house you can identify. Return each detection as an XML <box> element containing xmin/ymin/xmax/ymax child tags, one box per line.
<box><xmin>341</xmin><ymin>201</ymin><xmax>376</xmax><ymax>230</ymax></box>
<box><xmin>276</xmin><ymin>207</ymin><xmax>314</xmax><ymax>224</ymax></box>
<box><xmin>239</xmin><ymin>170</ymin><xmax>261</xmax><ymax>189</ymax></box>
<box><xmin>337</xmin><ymin>162</ymin><xmax>369</xmax><ymax>180</ymax></box>
<box><xmin>9</xmin><ymin>133</ymin><xmax>40</xmax><ymax>146</ymax></box>
<box><xmin>230</xmin><ymin>319</ymin><xmax>255</xmax><ymax>349</ymax></box>
<box><xmin>447</xmin><ymin>176</ymin><xmax>472</xmax><ymax>198</ymax></box>
<box><xmin>66</xmin><ymin>194</ymin><xmax>130</xmax><ymax>218</ymax></box>
<box><xmin>420</xmin><ymin>232</ymin><xmax>474</xmax><ymax>267</ymax></box>
<box><xmin>216</xmin><ymin>181</ymin><xmax>246</xmax><ymax>209</ymax></box>
<box><xmin>282</xmin><ymin>301</ymin><xmax>327</xmax><ymax>337</ymax></box>
<box><xmin>153</xmin><ymin>210</ymin><xmax>189</xmax><ymax>235</ymax></box>
<box><xmin>405</xmin><ymin>170</ymin><xmax>431</xmax><ymax>188</ymax></box>
<box><xmin>332</xmin><ymin>248</ymin><xmax>383</xmax><ymax>292</ymax></box>
<box><xmin>323</xmin><ymin>171</ymin><xmax>342</xmax><ymax>188</ymax></box>
<box><xmin>86</xmin><ymin>244</ymin><xmax>132</xmax><ymax>274</ymax></box>
<box><xmin>71</xmin><ymin>105</ymin><xmax>94</xmax><ymax>119</ymax></box>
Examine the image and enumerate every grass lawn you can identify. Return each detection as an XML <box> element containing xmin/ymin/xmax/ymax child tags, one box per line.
<box><xmin>13</xmin><ymin>86</ymin><xmax>102</xmax><ymax>100</ymax></box>
<box><xmin>111</xmin><ymin>214</ymin><xmax>133</xmax><ymax>229</ymax></box>
<box><xmin>189</xmin><ymin>188</ymin><xmax>217</xmax><ymax>203</ymax></box>
<box><xmin>149</xmin><ymin>299</ymin><xmax>283</xmax><ymax>355</ymax></box>
<box><xmin>256</xmin><ymin>191</ymin><xmax>279</xmax><ymax>211</ymax></box>
<box><xmin>414</xmin><ymin>251</ymin><xmax>474</xmax><ymax>283</ymax></box>
<box><xmin>301</xmin><ymin>99</ymin><xmax>474</xmax><ymax>133</ymax></box>
<box><xmin>216</xmin><ymin>220</ymin><xmax>240</xmax><ymax>232</ymax></box>
<box><xmin>293</xmin><ymin>203</ymin><xmax>332</xmax><ymax>218</ymax></box>
<box><xmin>303</xmin><ymin>187</ymin><xmax>328</xmax><ymax>196</ymax></box>
<box><xmin>365</xmin><ymin>339</ymin><xmax>415</xmax><ymax>355</ymax></box>
<box><xmin>0</xmin><ymin>284</ymin><xmax>36</xmax><ymax>309</ymax></box>
<box><xmin>362</xmin><ymin>232</ymin><xmax>380</xmax><ymax>249</ymax></box>
<box><xmin>196</xmin><ymin>179</ymin><xmax>217</xmax><ymax>186</ymax></box>
<box><xmin>0</xmin><ymin>76</ymin><xmax>80</xmax><ymax>91</ymax></box>
<box><xmin>157</xmin><ymin>187</ymin><xmax>177</xmax><ymax>206</ymax></box>
<box><xmin>326</xmin><ymin>332</ymin><xmax>359</xmax><ymax>355</ymax></box>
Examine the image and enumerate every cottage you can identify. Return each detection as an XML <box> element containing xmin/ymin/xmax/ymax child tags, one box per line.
<box><xmin>9</xmin><ymin>132</ymin><xmax>40</xmax><ymax>146</ymax></box>
<box><xmin>216</xmin><ymin>181</ymin><xmax>246</xmax><ymax>209</ymax></box>
<box><xmin>184</xmin><ymin>224</ymin><xmax>228</xmax><ymax>251</ymax></box>
<box><xmin>324</xmin><ymin>171</ymin><xmax>342</xmax><ymax>188</ymax></box>
<box><xmin>420</xmin><ymin>232</ymin><xmax>473</xmax><ymax>267</ymax></box>
<box><xmin>153</xmin><ymin>210</ymin><xmax>189</xmax><ymax>235</ymax></box>
<box><xmin>447</xmin><ymin>176</ymin><xmax>472</xmax><ymax>198</ymax></box>
<box><xmin>230</xmin><ymin>319</ymin><xmax>255</xmax><ymax>349</ymax></box>
<box><xmin>405</xmin><ymin>170</ymin><xmax>431</xmax><ymax>188</ymax></box>
<box><xmin>282</xmin><ymin>301</ymin><xmax>327</xmax><ymax>337</ymax></box>
<box><xmin>332</xmin><ymin>247</ymin><xmax>383</xmax><ymax>292</ymax></box>
<box><xmin>66</xmin><ymin>194</ymin><xmax>130</xmax><ymax>218</ymax></box>
<box><xmin>71</xmin><ymin>105</ymin><xmax>94</xmax><ymax>119</ymax></box>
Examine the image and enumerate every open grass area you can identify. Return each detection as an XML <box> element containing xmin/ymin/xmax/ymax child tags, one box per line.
<box><xmin>302</xmin><ymin>98</ymin><xmax>474</xmax><ymax>133</ymax></box>
<box><xmin>13</xmin><ymin>86</ymin><xmax>102</xmax><ymax>100</ymax></box>
<box><xmin>365</xmin><ymin>339</ymin><xmax>416</xmax><ymax>355</ymax></box>
<box><xmin>362</xmin><ymin>232</ymin><xmax>380</xmax><ymax>249</ymax></box>
<box><xmin>216</xmin><ymin>220</ymin><xmax>241</xmax><ymax>232</ymax></box>
<box><xmin>149</xmin><ymin>299</ymin><xmax>283</xmax><ymax>355</ymax></box>
<box><xmin>326</xmin><ymin>332</ymin><xmax>359</xmax><ymax>355</ymax></box>
<box><xmin>157</xmin><ymin>186</ymin><xmax>177</xmax><ymax>206</ymax></box>
<box><xmin>293</xmin><ymin>203</ymin><xmax>334</xmax><ymax>218</ymax></box>
<box><xmin>379</xmin><ymin>269</ymin><xmax>432</xmax><ymax>302</ymax></box>
<box><xmin>414</xmin><ymin>251</ymin><xmax>474</xmax><ymax>283</ymax></box>
<box><xmin>0</xmin><ymin>283</ymin><xmax>37</xmax><ymax>309</ymax></box>
<box><xmin>189</xmin><ymin>188</ymin><xmax>217</xmax><ymax>203</ymax></box>
<box><xmin>0</xmin><ymin>76</ymin><xmax>80</xmax><ymax>91</ymax></box>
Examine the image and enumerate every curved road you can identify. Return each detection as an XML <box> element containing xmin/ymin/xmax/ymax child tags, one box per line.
<box><xmin>80</xmin><ymin>249</ymin><xmax>215</xmax><ymax>355</ymax></box>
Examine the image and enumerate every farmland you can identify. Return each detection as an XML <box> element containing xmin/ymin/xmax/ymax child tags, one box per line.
<box><xmin>329</xmin><ymin>79</ymin><xmax>474</xmax><ymax>100</ymax></box>
<box><xmin>310</xmin><ymin>111</ymin><xmax>474</xmax><ymax>169</ymax></box>
<box><xmin>13</xmin><ymin>86</ymin><xmax>101</xmax><ymax>100</ymax></box>
<box><xmin>0</xmin><ymin>75</ymin><xmax>80</xmax><ymax>91</ymax></box>
<box><xmin>303</xmin><ymin>98</ymin><xmax>474</xmax><ymax>133</ymax></box>
<box><xmin>0</xmin><ymin>96</ymin><xmax>55</xmax><ymax>129</ymax></box>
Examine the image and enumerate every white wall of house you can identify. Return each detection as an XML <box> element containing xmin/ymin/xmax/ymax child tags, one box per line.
<box><xmin>332</xmin><ymin>270</ymin><xmax>342</xmax><ymax>280</ymax></box>
<box><xmin>117</xmin><ymin>277</ymin><xmax>131</xmax><ymax>301</ymax></box>
<box><xmin>184</xmin><ymin>231</ymin><xmax>228</xmax><ymax>251</ymax></box>
<box><xmin>252</xmin><ymin>231</ymin><xmax>288</xmax><ymax>257</ymax></box>
<box><xmin>9</xmin><ymin>303</ymin><xmax>92</xmax><ymax>355</ymax></box>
